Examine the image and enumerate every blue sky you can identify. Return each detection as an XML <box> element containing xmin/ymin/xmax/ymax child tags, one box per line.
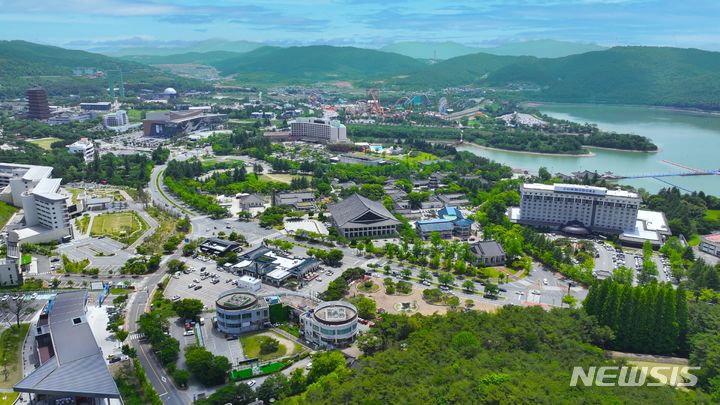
<box><xmin>1</xmin><ymin>0</ymin><xmax>719</xmax><ymax>51</ymax></box>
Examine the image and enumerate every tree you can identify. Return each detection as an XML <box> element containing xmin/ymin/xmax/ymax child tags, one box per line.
<box><xmin>418</xmin><ymin>269</ymin><xmax>430</xmax><ymax>281</ymax></box>
<box><xmin>562</xmin><ymin>294</ymin><xmax>578</xmax><ymax>308</ymax></box>
<box><xmin>173</xmin><ymin>298</ymin><xmax>204</xmax><ymax>320</ymax></box>
<box><xmin>437</xmin><ymin>272</ymin><xmax>454</xmax><ymax>286</ymax></box>
<box><xmin>306</xmin><ymin>351</ymin><xmax>346</xmax><ymax>384</ymax></box>
<box><xmin>401</xmin><ymin>268</ymin><xmax>412</xmax><ymax>279</ymax></box>
<box><xmin>257</xmin><ymin>373</ymin><xmax>290</xmax><ymax>403</ymax></box>
<box><xmin>172</xmin><ymin>369</ymin><xmax>190</xmax><ymax>388</ymax></box>
<box><xmin>354</xmin><ymin>296</ymin><xmax>377</xmax><ymax>320</ymax></box>
<box><xmin>447</xmin><ymin>295</ymin><xmax>460</xmax><ymax>309</ymax></box>
<box><xmin>0</xmin><ymin>296</ymin><xmax>32</xmax><ymax>327</ymax></box>
<box><xmin>538</xmin><ymin>166</ymin><xmax>552</xmax><ymax>181</ymax></box>
<box><xmin>115</xmin><ymin>329</ymin><xmax>129</xmax><ymax>342</ymax></box>
<box><xmin>462</xmin><ymin>280</ymin><xmax>475</xmax><ymax>293</ymax></box>
<box><xmin>288</xmin><ymin>368</ymin><xmax>307</xmax><ymax>395</ymax></box>
<box><xmin>484</xmin><ymin>283</ymin><xmax>499</xmax><ymax>298</ymax></box>
<box><xmin>185</xmin><ymin>346</ymin><xmax>231</xmax><ymax>386</ymax></box>
<box><xmin>260</xmin><ymin>337</ymin><xmax>280</xmax><ymax>354</ymax></box>
<box><xmin>611</xmin><ymin>266</ymin><xmax>634</xmax><ymax>285</ymax></box>
<box><xmin>196</xmin><ymin>381</ymin><xmax>256</xmax><ymax>405</ymax></box>
<box><xmin>167</xmin><ymin>259</ymin><xmax>186</xmax><ymax>274</ymax></box>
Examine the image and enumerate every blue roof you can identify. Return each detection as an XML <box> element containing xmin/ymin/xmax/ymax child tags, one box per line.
<box><xmin>454</xmin><ymin>218</ymin><xmax>473</xmax><ymax>226</ymax></box>
<box><xmin>416</xmin><ymin>219</ymin><xmax>454</xmax><ymax>232</ymax></box>
<box><xmin>438</xmin><ymin>206</ymin><xmax>463</xmax><ymax>219</ymax></box>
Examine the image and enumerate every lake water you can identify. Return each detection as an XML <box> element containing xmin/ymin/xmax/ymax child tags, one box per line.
<box><xmin>457</xmin><ymin>103</ymin><xmax>720</xmax><ymax>196</ymax></box>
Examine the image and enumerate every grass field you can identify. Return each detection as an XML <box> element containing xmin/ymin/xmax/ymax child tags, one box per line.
<box><xmin>258</xmin><ymin>173</ymin><xmax>312</xmax><ymax>184</ymax></box>
<box><xmin>240</xmin><ymin>332</ymin><xmax>291</xmax><ymax>361</ymax></box>
<box><xmin>688</xmin><ymin>234</ymin><xmax>701</xmax><ymax>246</ymax></box>
<box><xmin>76</xmin><ymin>215</ymin><xmax>91</xmax><ymax>234</ymax></box>
<box><xmin>0</xmin><ymin>392</ymin><xmax>19</xmax><ymax>405</ymax></box>
<box><xmin>90</xmin><ymin>211</ymin><xmax>148</xmax><ymax>245</ymax></box>
<box><xmin>27</xmin><ymin>137</ymin><xmax>62</xmax><ymax>150</ymax></box>
<box><xmin>0</xmin><ymin>201</ymin><xmax>17</xmax><ymax>230</ymax></box>
<box><xmin>387</xmin><ymin>151</ymin><xmax>440</xmax><ymax>165</ymax></box>
<box><xmin>0</xmin><ymin>323</ymin><xmax>30</xmax><ymax>389</ymax></box>
<box><xmin>705</xmin><ymin>209</ymin><xmax>720</xmax><ymax>221</ymax></box>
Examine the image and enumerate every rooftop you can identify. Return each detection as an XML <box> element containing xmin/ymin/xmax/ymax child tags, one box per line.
<box><xmin>329</xmin><ymin>193</ymin><xmax>400</xmax><ymax>228</ymax></box>
<box><xmin>522</xmin><ymin>183</ymin><xmax>639</xmax><ymax>199</ymax></box>
<box><xmin>216</xmin><ymin>290</ymin><xmax>262</xmax><ymax>310</ymax></box>
<box><xmin>14</xmin><ymin>291</ymin><xmax>120</xmax><ymax>399</ymax></box>
<box><xmin>312</xmin><ymin>301</ymin><xmax>357</xmax><ymax>324</ymax></box>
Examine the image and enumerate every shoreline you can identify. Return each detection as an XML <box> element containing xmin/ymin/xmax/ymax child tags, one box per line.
<box><xmin>525</xmin><ymin>101</ymin><xmax>720</xmax><ymax>117</ymax></box>
<box><xmin>458</xmin><ymin>142</ymin><xmax>596</xmax><ymax>158</ymax></box>
<box><xmin>583</xmin><ymin>145</ymin><xmax>659</xmax><ymax>154</ymax></box>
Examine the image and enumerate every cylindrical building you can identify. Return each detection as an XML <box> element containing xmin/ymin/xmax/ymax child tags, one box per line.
<box><xmin>214</xmin><ymin>289</ymin><xmax>269</xmax><ymax>336</ymax></box>
<box><xmin>301</xmin><ymin>301</ymin><xmax>358</xmax><ymax>347</ymax></box>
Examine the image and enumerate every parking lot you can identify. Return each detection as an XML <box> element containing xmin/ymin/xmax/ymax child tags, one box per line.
<box><xmin>0</xmin><ymin>294</ymin><xmax>51</xmax><ymax>327</ymax></box>
<box><xmin>57</xmin><ymin>237</ymin><xmax>135</xmax><ymax>272</ymax></box>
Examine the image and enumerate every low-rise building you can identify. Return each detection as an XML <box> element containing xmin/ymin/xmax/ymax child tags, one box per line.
<box><xmin>214</xmin><ymin>290</ymin><xmax>269</xmax><ymax>336</ymax></box>
<box><xmin>234</xmin><ymin>245</ymin><xmax>320</xmax><ymax>286</ymax></box>
<box><xmin>0</xmin><ymin>259</ymin><xmax>20</xmax><ymax>287</ymax></box>
<box><xmin>336</xmin><ymin>154</ymin><xmax>391</xmax><ymax>166</ymax></box>
<box><xmin>301</xmin><ymin>301</ymin><xmax>358</xmax><ymax>347</ymax></box>
<box><xmin>237</xmin><ymin>193</ymin><xmax>265</xmax><ymax>212</ymax></box>
<box><xmin>67</xmin><ymin>137</ymin><xmax>95</xmax><ymax>161</ymax></box>
<box><xmin>143</xmin><ymin>110</ymin><xmax>227</xmax><ymax>137</ymax></box>
<box><xmin>471</xmin><ymin>241</ymin><xmax>506</xmax><ymax>266</ymax></box>
<box><xmin>699</xmin><ymin>233</ymin><xmax>720</xmax><ymax>257</ymax></box>
<box><xmin>80</xmin><ymin>102</ymin><xmax>112</xmax><ymax>111</ymax></box>
<box><xmin>199</xmin><ymin>237</ymin><xmax>242</xmax><ymax>256</ymax></box>
<box><xmin>273</xmin><ymin>191</ymin><xmax>316</xmax><ymax>211</ymax></box>
<box><xmin>237</xmin><ymin>275</ymin><xmax>262</xmax><ymax>292</ymax></box>
<box><xmin>328</xmin><ymin>193</ymin><xmax>400</xmax><ymax>239</ymax></box>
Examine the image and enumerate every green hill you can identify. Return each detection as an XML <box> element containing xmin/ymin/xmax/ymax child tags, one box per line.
<box><xmin>0</xmin><ymin>40</ymin><xmax>208</xmax><ymax>98</ymax></box>
<box><xmin>400</xmin><ymin>46</ymin><xmax>720</xmax><ymax>109</ymax></box>
<box><xmin>209</xmin><ymin>45</ymin><xmax>427</xmax><ymax>82</ymax></box>
<box><xmin>381</xmin><ymin>39</ymin><xmax>605</xmax><ymax>60</ymax></box>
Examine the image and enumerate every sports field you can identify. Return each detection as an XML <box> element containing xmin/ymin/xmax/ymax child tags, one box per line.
<box><xmin>27</xmin><ymin>137</ymin><xmax>62</xmax><ymax>150</ymax></box>
<box><xmin>90</xmin><ymin>211</ymin><xmax>148</xmax><ymax>245</ymax></box>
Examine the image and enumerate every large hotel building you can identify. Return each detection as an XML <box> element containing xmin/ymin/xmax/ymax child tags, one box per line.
<box><xmin>518</xmin><ymin>183</ymin><xmax>641</xmax><ymax>233</ymax></box>
<box><xmin>290</xmin><ymin>117</ymin><xmax>349</xmax><ymax>144</ymax></box>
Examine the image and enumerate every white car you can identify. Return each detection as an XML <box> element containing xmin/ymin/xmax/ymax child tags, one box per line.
<box><xmin>247</xmin><ymin>380</ymin><xmax>257</xmax><ymax>387</ymax></box>
<box><xmin>305</xmin><ymin>362</ymin><xmax>313</xmax><ymax>370</ymax></box>
<box><xmin>31</xmin><ymin>293</ymin><xmax>38</xmax><ymax>300</ymax></box>
<box><xmin>542</xmin><ymin>278</ymin><xmax>548</xmax><ymax>285</ymax></box>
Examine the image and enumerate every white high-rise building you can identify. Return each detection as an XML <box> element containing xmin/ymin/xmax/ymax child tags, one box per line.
<box><xmin>102</xmin><ymin>110</ymin><xmax>128</xmax><ymax>128</ymax></box>
<box><xmin>290</xmin><ymin>117</ymin><xmax>349</xmax><ymax>144</ymax></box>
<box><xmin>0</xmin><ymin>164</ymin><xmax>73</xmax><ymax>278</ymax></box>
<box><xmin>67</xmin><ymin>138</ymin><xmax>95</xmax><ymax>161</ymax></box>
<box><xmin>518</xmin><ymin>183</ymin><xmax>641</xmax><ymax>233</ymax></box>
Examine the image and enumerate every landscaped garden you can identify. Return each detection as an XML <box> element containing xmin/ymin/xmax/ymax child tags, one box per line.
<box><xmin>0</xmin><ymin>323</ymin><xmax>30</xmax><ymax>390</ymax></box>
<box><xmin>239</xmin><ymin>332</ymin><xmax>299</xmax><ymax>361</ymax></box>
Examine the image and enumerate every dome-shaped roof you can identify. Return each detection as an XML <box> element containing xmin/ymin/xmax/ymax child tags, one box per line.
<box><xmin>163</xmin><ymin>87</ymin><xmax>177</xmax><ymax>95</ymax></box>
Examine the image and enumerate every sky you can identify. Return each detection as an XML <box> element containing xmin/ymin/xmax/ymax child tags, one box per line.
<box><xmin>1</xmin><ymin>0</ymin><xmax>719</xmax><ymax>52</ymax></box>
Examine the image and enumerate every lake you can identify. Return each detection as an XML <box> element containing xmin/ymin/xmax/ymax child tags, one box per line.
<box><xmin>457</xmin><ymin>103</ymin><xmax>720</xmax><ymax>196</ymax></box>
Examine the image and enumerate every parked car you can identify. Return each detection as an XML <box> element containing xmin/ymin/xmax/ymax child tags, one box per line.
<box><xmin>247</xmin><ymin>380</ymin><xmax>256</xmax><ymax>387</ymax></box>
<box><xmin>188</xmin><ymin>283</ymin><xmax>196</xmax><ymax>289</ymax></box>
<box><xmin>194</xmin><ymin>285</ymin><xmax>203</xmax><ymax>290</ymax></box>
<box><xmin>305</xmin><ymin>363</ymin><xmax>313</xmax><ymax>370</ymax></box>
<box><xmin>183</xmin><ymin>330</ymin><xmax>195</xmax><ymax>336</ymax></box>
<box><xmin>171</xmin><ymin>295</ymin><xmax>181</xmax><ymax>301</ymax></box>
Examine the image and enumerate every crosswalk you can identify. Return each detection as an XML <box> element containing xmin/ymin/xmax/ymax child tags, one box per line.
<box><xmin>128</xmin><ymin>332</ymin><xmax>145</xmax><ymax>341</ymax></box>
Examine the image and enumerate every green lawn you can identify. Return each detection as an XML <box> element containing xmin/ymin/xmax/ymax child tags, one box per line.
<box><xmin>387</xmin><ymin>151</ymin><xmax>440</xmax><ymax>165</ymax></box>
<box><xmin>76</xmin><ymin>215</ymin><xmax>90</xmax><ymax>234</ymax></box>
<box><xmin>705</xmin><ymin>209</ymin><xmax>720</xmax><ymax>221</ymax></box>
<box><xmin>0</xmin><ymin>201</ymin><xmax>17</xmax><ymax>230</ymax></box>
<box><xmin>688</xmin><ymin>234</ymin><xmax>701</xmax><ymax>246</ymax></box>
<box><xmin>90</xmin><ymin>211</ymin><xmax>148</xmax><ymax>245</ymax></box>
<box><xmin>27</xmin><ymin>137</ymin><xmax>62</xmax><ymax>150</ymax></box>
<box><xmin>0</xmin><ymin>323</ymin><xmax>31</xmax><ymax>389</ymax></box>
<box><xmin>240</xmin><ymin>333</ymin><xmax>288</xmax><ymax>361</ymax></box>
<box><xmin>0</xmin><ymin>392</ymin><xmax>19</xmax><ymax>405</ymax></box>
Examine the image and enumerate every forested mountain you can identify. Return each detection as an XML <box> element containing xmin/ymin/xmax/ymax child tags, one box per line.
<box><xmin>400</xmin><ymin>46</ymin><xmax>720</xmax><ymax>109</ymax></box>
<box><xmin>0</xmin><ymin>40</ymin><xmax>209</xmax><ymax>98</ymax></box>
<box><xmin>209</xmin><ymin>46</ymin><xmax>427</xmax><ymax>82</ymax></box>
<box><xmin>381</xmin><ymin>39</ymin><xmax>605</xmax><ymax>60</ymax></box>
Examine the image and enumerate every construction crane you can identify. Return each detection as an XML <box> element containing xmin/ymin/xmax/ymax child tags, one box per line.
<box><xmin>367</xmin><ymin>88</ymin><xmax>384</xmax><ymax>116</ymax></box>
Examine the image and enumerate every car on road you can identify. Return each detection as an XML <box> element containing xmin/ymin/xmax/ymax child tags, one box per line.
<box><xmin>542</xmin><ymin>278</ymin><xmax>548</xmax><ymax>285</ymax></box>
<box><xmin>247</xmin><ymin>380</ymin><xmax>256</xmax><ymax>387</ymax></box>
<box><xmin>31</xmin><ymin>293</ymin><xmax>38</xmax><ymax>300</ymax></box>
<box><xmin>183</xmin><ymin>330</ymin><xmax>195</xmax><ymax>336</ymax></box>
<box><xmin>305</xmin><ymin>362</ymin><xmax>312</xmax><ymax>370</ymax></box>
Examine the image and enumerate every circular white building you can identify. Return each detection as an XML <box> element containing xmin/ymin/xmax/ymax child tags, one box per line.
<box><xmin>301</xmin><ymin>301</ymin><xmax>358</xmax><ymax>347</ymax></box>
<box><xmin>163</xmin><ymin>87</ymin><xmax>177</xmax><ymax>95</ymax></box>
<box><xmin>214</xmin><ymin>290</ymin><xmax>269</xmax><ymax>336</ymax></box>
